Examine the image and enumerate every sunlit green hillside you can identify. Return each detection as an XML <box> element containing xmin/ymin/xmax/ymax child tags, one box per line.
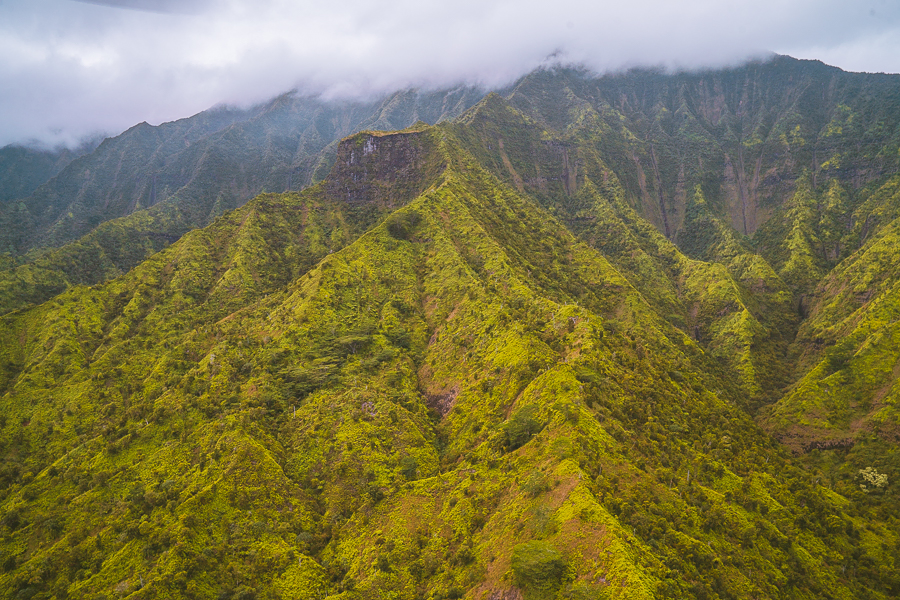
<box><xmin>2</xmin><ymin>56</ymin><xmax>900</xmax><ymax>600</ymax></box>
<box><xmin>0</xmin><ymin>89</ymin><xmax>482</xmax><ymax>316</ymax></box>
<box><xmin>1</xmin><ymin>118</ymin><xmax>898</xmax><ymax>599</ymax></box>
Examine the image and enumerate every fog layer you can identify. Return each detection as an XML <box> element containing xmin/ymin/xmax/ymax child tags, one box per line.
<box><xmin>2</xmin><ymin>0</ymin><xmax>899</xmax><ymax>147</ymax></box>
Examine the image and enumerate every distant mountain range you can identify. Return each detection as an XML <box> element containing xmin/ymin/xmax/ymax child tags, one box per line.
<box><xmin>0</xmin><ymin>87</ymin><xmax>483</xmax><ymax>312</ymax></box>
<box><xmin>1</xmin><ymin>55</ymin><xmax>899</xmax><ymax>599</ymax></box>
<box><xmin>0</xmin><ymin>140</ymin><xmax>98</xmax><ymax>205</ymax></box>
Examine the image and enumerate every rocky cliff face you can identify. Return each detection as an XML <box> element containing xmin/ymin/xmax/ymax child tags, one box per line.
<box><xmin>503</xmin><ymin>56</ymin><xmax>900</xmax><ymax>245</ymax></box>
<box><xmin>325</xmin><ymin>128</ymin><xmax>444</xmax><ymax>208</ymax></box>
<box><xmin>1</xmin><ymin>118</ymin><xmax>898</xmax><ymax>599</ymax></box>
<box><xmin>0</xmin><ymin>89</ymin><xmax>482</xmax><ymax>258</ymax></box>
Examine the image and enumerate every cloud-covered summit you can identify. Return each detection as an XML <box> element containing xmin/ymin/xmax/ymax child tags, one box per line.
<box><xmin>2</xmin><ymin>0</ymin><xmax>900</xmax><ymax>147</ymax></box>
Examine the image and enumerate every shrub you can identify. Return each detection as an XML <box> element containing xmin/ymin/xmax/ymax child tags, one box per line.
<box><xmin>824</xmin><ymin>339</ymin><xmax>854</xmax><ymax>374</ymax></box>
<box><xmin>505</xmin><ymin>405</ymin><xmax>543</xmax><ymax>450</ymax></box>
<box><xmin>522</xmin><ymin>471</ymin><xmax>551</xmax><ymax>496</ymax></box>
<box><xmin>511</xmin><ymin>540</ymin><xmax>566</xmax><ymax>598</ymax></box>
<box><xmin>399</xmin><ymin>455</ymin><xmax>418</xmax><ymax>480</ymax></box>
<box><xmin>859</xmin><ymin>467</ymin><xmax>888</xmax><ymax>492</ymax></box>
<box><xmin>385</xmin><ymin>210</ymin><xmax>422</xmax><ymax>241</ymax></box>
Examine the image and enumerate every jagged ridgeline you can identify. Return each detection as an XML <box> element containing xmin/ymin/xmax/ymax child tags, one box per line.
<box><xmin>0</xmin><ymin>88</ymin><xmax>483</xmax><ymax>315</ymax></box>
<box><xmin>452</xmin><ymin>58</ymin><xmax>900</xmax><ymax>511</ymax></box>
<box><xmin>1</xmin><ymin>115</ymin><xmax>898</xmax><ymax>600</ymax></box>
<box><xmin>8</xmin><ymin>54</ymin><xmax>900</xmax><ymax>320</ymax></box>
<box><xmin>762</xmin><ymin>176</ymin><xmax>900</xmax><ymax>468</ymax></box>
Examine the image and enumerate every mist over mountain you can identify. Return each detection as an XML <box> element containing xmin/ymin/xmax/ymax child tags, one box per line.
<box><xmin>4</xmin><ymin>55</ymin><xmax>900</xmax><ymax>314</ymax></box>
<box><xmin>2</xmin><ymin>0</ymin><xmax>900</xmax><ymax>148</ymax></box>
<box><xmin>0</xmin><ymin>140</ymin><xmax>99</xmax><ymax>204</ymax></box>
<box><xmin>0</xmin><ymin>86</ymin><xmax>483</xmax><ymax>313</ymax></box>
<box><xmin>1</xmin><ymin>54</ymin><xmax>900</xmax><ymax>599</ymax></box>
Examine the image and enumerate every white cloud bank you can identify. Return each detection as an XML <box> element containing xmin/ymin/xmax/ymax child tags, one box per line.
<box><xmin>2</xmin><ymin>0</ymin><xmax>899</xmax><ymax>147</ymax></box>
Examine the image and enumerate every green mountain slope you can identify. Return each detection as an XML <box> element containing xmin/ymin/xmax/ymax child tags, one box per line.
<box><xmin>0</xmin><ymin>89</ymin><xmax>482</xmax><ymax>316</ymax></box>
<box><xmin>502</xmin><ymin>56</ymin><xmax>900</xmax><ymax>243</ymax></box>
<box><xmin>762</xmin><ymin>174</ymin><xmax>900</xmax><ymax>453</ymax></box>
<box><xmin>449</xmin><ymin>92</ymin><xmax>796</xmax><ymax>404</ymax></box>
<box><xmin>8</xmin><ymin>55</ymin><xmax>900</xmax><ymax>326</ymax></box>
<box><xmin>1</xmin><ymin>122</ymin><xmax>897</xmax><ymax>600</ymax></box>
<box><xmin>743</xmin><ymin>174</ymin><xmax>900</xmax><ymax>542</ymax></box>
<box><xmin>1</xmin><ymin>88</ymin><xmax>482</xmax><ymax>257</ymax></box>
<box><xmin>0</xmin><ymin>142</ymin><xmax>97</xmax><ymax>205</ymax></box>
<box><xmin>0</xmin><ymin>105</ymin><xmax>258</xmax><ymax>256</ymax></box>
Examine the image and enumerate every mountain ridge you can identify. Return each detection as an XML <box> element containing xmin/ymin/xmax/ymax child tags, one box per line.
<box><xmin>1</xmin><ymin>106</ymin><xmax>899</xmax><ymax>598</ymax></box>
<box><xmin>2</xmin><ymin>55</ymin><xmax>900</xmax><ymax>599</ymax></box>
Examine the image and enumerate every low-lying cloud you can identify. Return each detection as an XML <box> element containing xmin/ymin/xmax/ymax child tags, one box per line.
<box><xmin>2</xmin><ymin>0</ymin><xmax>900</xmax><ymax>147</ymax></box>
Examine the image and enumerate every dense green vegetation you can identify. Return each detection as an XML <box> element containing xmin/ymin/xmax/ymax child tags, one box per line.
<box><xmin>0</xmin><ymin>142</ymin><xmax>96</xmax><ymax>204</ymax></box>
<box><xmin>9</xmin><ymin>55</ymin><xmax>900</xmax><ymax>319</ymax></box>
<box><xmin>0</xmin><ymin>89</ymin><xmax>482</xmax><ymax>316</ymax></box>
<box><xmin>2</xmin><ymin>56</ymin><xmax>900</xmax><ymax>598</ymax></box>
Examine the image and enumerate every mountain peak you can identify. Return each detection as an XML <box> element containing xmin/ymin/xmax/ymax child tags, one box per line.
<box><xmin>2</xmin><ymin>60</ymin><xmax>900</xmax><ymax>598</ymax></box>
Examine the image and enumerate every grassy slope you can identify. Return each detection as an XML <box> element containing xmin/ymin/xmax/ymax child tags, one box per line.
<box><xmin>760</xmin><ymin>177</ymin><xmax>900</xmax><ymax>507</ymax></box>
<box><xmin>0</xmin><ymin>143</ymin><xmax>96</xmax><ymax>205</ymax></box>
<box><xmin>503</xmin><ymin>58</ymin><xmax>900</xmax><ymax>242</ymax></box>
<box><xmin>9</xmin><ymin>55</ymin><xmax>900</xmax><ymax>323</ymax></box>
<box><xmin>741</xmin><ymin>181</ymin><xmax>900</xmax><ymax>566</ymax></box>
<box><xmin>450</xmin><ymin>93</ymin><xmax>796</xmax><ymax>405</ymax></box>
<box><xmin>0</xmin><ymin>91</ymin><xmax>482</xmax><ymax>317</ymax></box>
<box><xmin>482</xmin><ymin>64</ymin><xmax>900</xmax><ymax>486</ymax></box>
<box><xmin>0</xmin><ymin>126</ymin><xmax>896</xmax><ymax>599</ymax></box>
<box><xmin>0</xmin><ymin>202</ymin><xmax>197</xmax><ymax>317</ymax></box>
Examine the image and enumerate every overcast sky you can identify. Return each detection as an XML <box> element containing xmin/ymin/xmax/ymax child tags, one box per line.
<box><xmin>2</xmin><ymin>0</ymin><xmax>900</xmax><ymax>148</ymax></box>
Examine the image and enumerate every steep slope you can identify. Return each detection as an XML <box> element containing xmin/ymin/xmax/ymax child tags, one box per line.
<box><xmin>8</xmin><ymin>55</ymin><xmax>900</xmax><ymax>324</ymax></box>
<box><xmin>450</xmin><ymin>93</ymin><xmax>796</xmax><ymax>404</ymax></box>
<box><xmin>0</xmin><ymin>141</ymin><xmax>97</xmax><ymax>205</ymax></box>
<box><xmin>0</xmin><ymin>205</ymin><xmax>198</xmax><ymax>316</ymax></box>
<box><xmin>750</xmin><ymin>174</ymin><xmax>900</xmax><ymax>536</ymax></box>
<box><xmin>0</xmin><ymin>105</ymin><xmax>258</xmax><ymax>256</ymax></box>
<box><xmin>503</xmin><ymin>56</ymin><xmax>900</xmax><ymax>246</ymax></box>
<box><xmin>0</xmin><ymin>125</ymin><xmax>896</xmax><ymax>600</ymax></box>
<box><xmin>8</xmin><ymin>56</ymin><xmax>900</xmax><ymax>322</ymax></box>
<box><xmin>764</xmin><ymin>175</ymin><xmax>900</xmax><ymax>448</ymax></box>
<box><xmin>495</xmin><ymin>56</ymin><xmax>900</xmax><ymax>571</ymax></box>
<box><xmin>0</xmin><ymin>88</ymin><xmax>482</xmax><ymax>316</ymax></box>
